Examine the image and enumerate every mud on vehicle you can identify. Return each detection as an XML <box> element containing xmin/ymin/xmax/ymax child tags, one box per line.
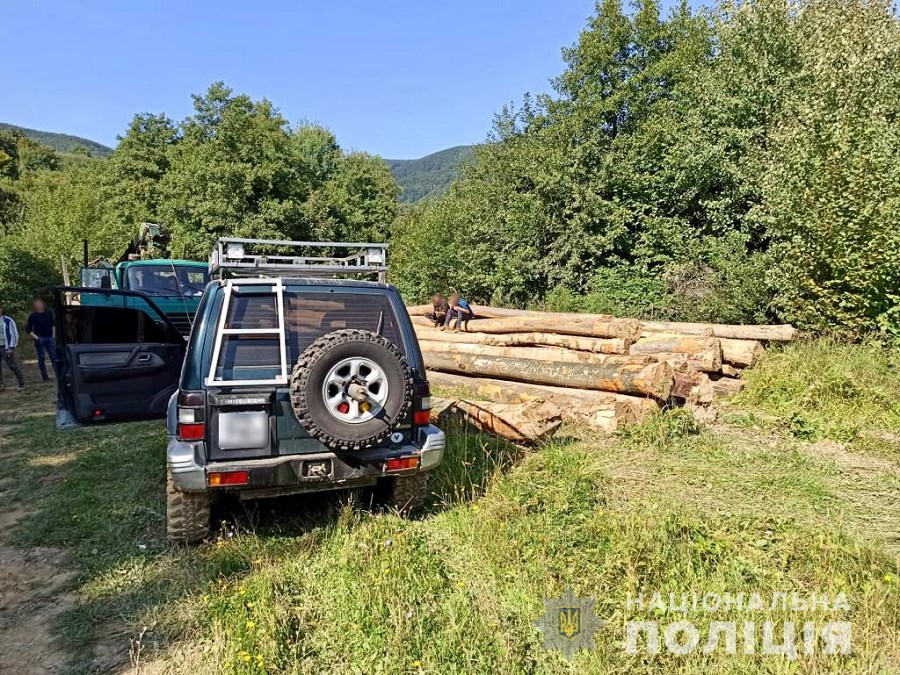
<box><xmin>56</xmin><ymin>239</ymin><xmax>444</xmax><ymax>543</ymax></box>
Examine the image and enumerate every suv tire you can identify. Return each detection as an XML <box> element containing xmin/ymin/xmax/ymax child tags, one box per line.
<box><xmin>166</xmin><ymin>471</ymin><xmax>211</xmax><ymax>544</ymax></box>
<box><xmin>383</xmin><ymin>472</ymin><xmax>429</xmax><ymax>514</ymax></box>
<box><xmin>290</xmin><ymin>329</ymin><xmax>413</xmax><ymax>450</ymax></box>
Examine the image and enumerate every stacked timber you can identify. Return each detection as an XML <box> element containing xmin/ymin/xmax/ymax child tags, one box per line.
<box><xmin>408</xmin><ymin>304</ymin><xmax>795</xmax><ymax>434</ymax></box>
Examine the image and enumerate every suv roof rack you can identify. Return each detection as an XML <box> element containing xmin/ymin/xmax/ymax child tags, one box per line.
<box><xmin>209</xmin><ymin>237</ymin><xmax>388</xmax><ymax>282</ymax></box>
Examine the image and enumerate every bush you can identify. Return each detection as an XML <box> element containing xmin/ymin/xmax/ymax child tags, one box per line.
<box><xmin>0</xmin><ymin>238</ymin><xmax>61</xmax><ymax>316</ymax></box>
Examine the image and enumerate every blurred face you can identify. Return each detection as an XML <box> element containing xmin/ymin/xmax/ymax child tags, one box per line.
<box><xmin>449</xmin><ymin>294</ymin><xmax>460</xmax><ymax>305</ymax></box>
<box><xmin>431</xmin><ymin>294</ymin><xmax>444</xmax><ymax>304</ymax></box>
<box><xmin>34</xmin><ymin>299</ymin><xmax>46</xmax><ymax>312</ymax></box>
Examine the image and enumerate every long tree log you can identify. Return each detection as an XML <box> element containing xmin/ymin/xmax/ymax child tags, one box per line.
<box><xmin>415</xmin><ymin>326</ymin><xmax>631</xmax><ymax>354</ymax></box>
<box><xmin>407</xmin><ymin>304</ymin><xmax>614</xmax><ymax>322</ymax></box>
<box><xmin>422</xmin><ymin>350</ymin><xmax>673</xmax><ymax>399</ymax></box>
<box><xmin>441</xmin><ymin>315</ymin><xmax>642</xmax><ymax>341</ymax></box>
<box><xmin>407</xmin><ymin>304</ymin><xmax>507</xmax><ymax>319</ymax></box>
<box><xmin>418</xmin><ymin>341</ymin><xmax>653</xmax><ymax>366</ymax></box>
<box><xmin>427</xmin><ymin>372</ymin><xmax>660</xmax><ymax>432</ymax></box>
<box><xmin>640</xmin><ymin>320</ymin><xmax>796</xmax><ymax>342</ymax></box>
<box><xmin>631</xmin><ymin>336</ymin><xmax>720</xmax><ymax>356</ymax></box>
<box><xmin>650</xmin><ymin>350</ymin><xmax>723</xmax><ymax>374</ymax></box>
<box><xmin>635</xmin><ymin>334</ymin><xmax>764</xmax><ymax>367</ymax></box>
<box><xmin>432</xmin><ymin>397</ymin><xmax>562</xmax><ymax>444</ymax></box>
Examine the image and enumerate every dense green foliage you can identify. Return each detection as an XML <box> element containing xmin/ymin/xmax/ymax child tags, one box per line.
<box><xmin>0</xmin><ymin>122</ymin><xmax>113</xmax><ymax>157</ymax></box>
<box><xmin>0</xmin><ymin>84</ymin><xmax>400</xmax><ymax>313</ymax></box>
<box><xmin>386</xmin><ymin>145</ymin><xmax>474</xmax><ymax>202</ymax></box>
<box><xmin>393</xmin><ymin>0</ymin><xmax>900</xmax><ymax>336</ymax></box>
<box><xmin>2</xmin><ymin>0</ymin><xmax>899</xmax><ymax>336</ymax></box>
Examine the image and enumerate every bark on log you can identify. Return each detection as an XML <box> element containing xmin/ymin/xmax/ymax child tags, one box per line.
<box><xmin>650</xmin><ymin>350</ymin><xmax>723</xmax><ymax>374</ymax></box>
<box><xmin>407</xmin><ymin>304</ymin><xmax>614</xmax><ymax>322</ymax></box>
<box><xmin>418</xmin><ymin>340</ymin><xmax>652</xmax><ymax>366</ymax></box>
<box><xmin>709</xmin><ymin>376</ymin><xmax>747</xmax><ymax>397</ymax></box>
<box><xmin>719</xmin><ymin>338</ymin><xmax>766</xmax><ymax>367</ymax></box>
<box><xmin>720</xmin><ymin>363</ymin><xmax>743</xmax><ymax>378</ymax></box>
<box><xmin>671</xmin><ymin>369</ymin><xmax>714</xmax><ymax>405</ymax></box>
<box><xmin>407</xmin><ymin>304</ymin><xmax>507</xmax><ymax>319</ymax></box>
<box><xmin>415</xmin><ymin>326</ymin><xmax>631</xmax><ymax>354</ymax></box>
<box><xmin>422</xmin><ymin>350</ymin><xmax>673</xmax><ymax>399</ymax></box>
<box><xmin>631</xmin><ymin>336</ymin><xmax>720</xmax><ymax>357</ymax></box>
<box><xmin>640</xmin><ymin>320</ymin><xmax>796</xmax><ymax>342</ymax></box>
<box><xmin>433</xmin><ymin>397</ymin><xmax>562</xmax><ymax>444</ymax></box>
<box><xmin>447</xmin><ymin>316</ymin><xmax>642</xmax><ymax>341</ymax></box>
<box><xmin>633</xmin><ymin>333</ymin><xmax>764</xmax><ymax>368</ymax></box>
<box><xmin>426</xmin><ymin>372</ymin><xmax>660</xmax><ymax>432</ymax></box>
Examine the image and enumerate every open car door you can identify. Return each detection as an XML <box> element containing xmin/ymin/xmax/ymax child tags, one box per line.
<box><xmin>55</xmin><ymin>287</ymin><xmax>186</xmax><ymax>424</ymax></box>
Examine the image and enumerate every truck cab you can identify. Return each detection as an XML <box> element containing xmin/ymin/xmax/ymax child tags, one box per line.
<box><xmin>81</xmin><ymin>259</ymin><xmax>209</xmax><ymax>336</ymax></box>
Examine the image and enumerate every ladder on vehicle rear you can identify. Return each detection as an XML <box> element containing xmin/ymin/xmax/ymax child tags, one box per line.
<box><xmin>205</xmin><ymin>277</ymin><xmax>289</xmax><ymax>387</ymax></box>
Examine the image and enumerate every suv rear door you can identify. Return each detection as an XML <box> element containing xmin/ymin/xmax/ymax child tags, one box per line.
<box><xmin>56</xmin><ymin>287</ymin><xmax>186</xmax><ymax>423</ymax></box>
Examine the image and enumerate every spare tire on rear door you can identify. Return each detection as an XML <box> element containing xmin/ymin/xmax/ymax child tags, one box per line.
<box><xmin>290</xmin><ymin>329</ymin><xmax>413</xmax><ymax>450</ymax></box>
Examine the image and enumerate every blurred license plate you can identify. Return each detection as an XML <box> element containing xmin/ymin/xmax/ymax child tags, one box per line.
<box><xmin>218</xmin><ymin>411</ymin><xmax>268</xmax><ymax>449</ymax></box>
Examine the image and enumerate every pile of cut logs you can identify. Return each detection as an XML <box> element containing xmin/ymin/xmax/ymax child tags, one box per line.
<box><xmin>407</xmin><ymin>304</ymin><xmax>796</xmax><ymax>436</ymax></box>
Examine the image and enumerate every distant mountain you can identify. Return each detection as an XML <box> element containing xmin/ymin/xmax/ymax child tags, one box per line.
<box><xmin>0</xmin><ymin>123</ymin><xmax>114</xmax><ymax>157</ymax></box>
<box><xmin>386</xmin><ymin>145</ymin><xmax>475</xmax><ymax>203</ymax></box>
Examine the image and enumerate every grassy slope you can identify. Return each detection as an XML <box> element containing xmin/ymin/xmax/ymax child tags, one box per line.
<box><xmin>0</xmin><ymin>340</ymin><xmax>898</xmax><ymax>673</ymax></box>
<box><xmin>386</xmin><ymin>146</ymin><xmax>474</xmax><ymax>203</ymax></box>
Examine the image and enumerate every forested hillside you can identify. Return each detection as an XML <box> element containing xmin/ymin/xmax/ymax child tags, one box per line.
<box><xmin>0</xmin><ymin>123</ymin><xmax>113</xmax><ymax>157</ymax></box>
<box><xmin>394</xmin><ymin>0</ymin><xmax>900</xmax><ymax>338</ymax></box>
<box><xmin>1</xmin><ymin>0</ymin><xmax>899</xmax><ymax>340</ymax></box>
<box><xmin>386</xmin><ymin>145</ymin><xmax>474</xmax><ymax>202</ymax></box>
<box><xmin>0</xmin><ymin>83</ymin><xmax>399</xmax><ymax>312</ymax></box>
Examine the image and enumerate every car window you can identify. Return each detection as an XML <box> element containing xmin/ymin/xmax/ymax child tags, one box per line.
<box><xmin>214</xmin><ymin>291</ymin><xmax>403</xmax><ymax>382</ymax></box>
<box><xmin>63</xmin><ymin>292</ymin><xmax>183</xmax><ymax>345</ymax></box>
<box><xmin>126</xmin><ymin>265</ymin><xmax>209</xmax><ymax>296</ymax></box>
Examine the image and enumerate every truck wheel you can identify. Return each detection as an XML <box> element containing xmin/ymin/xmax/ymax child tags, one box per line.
<box><xmin>383</xmin><ymin>473</ymin><xmax>429</xmax><ymax>515</ymax></box>
<box><xmin>290</xmin><ymin>329</ymin><xmax>412</xmax><ymax>450</ymax></box>
<box><xmin>166</xmin><ymin>471</ymin><xmax>211</xmax><ymax>544</ymax></box>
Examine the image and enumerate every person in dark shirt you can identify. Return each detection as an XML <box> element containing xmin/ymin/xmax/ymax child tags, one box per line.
<box><xmin>442</xmin><ymin>292</ymin><xmax>474</xmax><ymax>332</ymax></box>
<box><xmin>425</xmin><ymin>293</ymin><xmax>449</xmax><ymax>328</ymax></box>
<box><xmin>26</xmin><ymin>298</ymin><xmax>58</xmax><ymax>381</ymax></box>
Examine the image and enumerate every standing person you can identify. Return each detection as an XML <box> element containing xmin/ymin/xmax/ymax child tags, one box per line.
<box><xmin>0</xmin><ymin>307</ymin><xmax>25</xmax><ymax>392</ymax></box>
<box><xmin>424</xmin><ymin>293</ymin><xmax>449</xmax><ymax>328</ymax></box>
<box><xmin>26</xmin><ymin>298</ymin><xmax>58</xmax><ymax>381</ymax></box>
<box><xmin>442</xmin><ymin>292</ymin><xmax>474</xmax><ymax>332</ymax></box>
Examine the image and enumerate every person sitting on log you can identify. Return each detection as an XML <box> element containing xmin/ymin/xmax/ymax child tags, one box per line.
<box><xmin>425</xmin><ymin>293</ymin><xmax>450</xmax><ymax>328</ymax></box>
<box><xmin>442</xmin><ymin>292</ymin><xmax>474</xmax><ymax>332</ymax></box>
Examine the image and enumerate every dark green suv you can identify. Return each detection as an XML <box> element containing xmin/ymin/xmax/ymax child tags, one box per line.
<box><xmin>57</xmin><ymin>239</ymin><xmax>444</xmax><ymax>543</ymax></box>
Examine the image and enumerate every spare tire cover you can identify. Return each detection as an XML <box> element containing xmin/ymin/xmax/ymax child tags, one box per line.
<box><xmin>290</xmin><ymin>329</ymin><xmax>412</xmax><ymax>450</ymax></box>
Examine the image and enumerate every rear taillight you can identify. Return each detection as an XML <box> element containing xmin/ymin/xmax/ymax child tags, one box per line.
<box><xmin>177</xmin><ymin>390</ymin><xmax>206</xmax><ymax>441</ymax></box>
<box><xmin>208</xmin><ymin>470</ymin><xmax>249</xmax><ymax>487</ymax></box>
<box><xmin>413</xmin><ymin>381</ymin><xmax>431</xmax><ymax>426</ymax></box>
<box><xmin>385</xmin><ymin>456</ymin><xmax>420</xmax><ymax>472</ymax></box>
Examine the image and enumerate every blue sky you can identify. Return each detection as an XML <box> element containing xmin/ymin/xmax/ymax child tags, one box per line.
<box><xmin>1</xmin><ymin>0</ymin><xmax>599</xmax><ymax>159</ymax></box>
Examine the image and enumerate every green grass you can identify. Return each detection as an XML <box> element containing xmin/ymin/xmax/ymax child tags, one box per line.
<box><xmin>0</xmin><ymin>339</ymin><xmax>898</xmax><ymax>673</ymax></box>
<box><xmin>735</xmin><ymin>339</ymin><xmax>900</xmax><ymax>457</ymax></box>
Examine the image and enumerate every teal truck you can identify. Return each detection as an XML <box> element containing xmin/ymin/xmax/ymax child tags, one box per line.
<box><xmin>79</xmin><ymin>224</ymin><xmax>209</xmax><ymax>336</ymax></box>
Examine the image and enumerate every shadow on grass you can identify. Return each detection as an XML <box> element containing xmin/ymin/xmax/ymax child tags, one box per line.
<box><xmin>0</xmin><ymin>365</ymin><xmax>543</xmax><ymax>673</ymax></box>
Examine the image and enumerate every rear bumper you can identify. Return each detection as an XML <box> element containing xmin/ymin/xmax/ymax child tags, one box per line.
<box><xmin>167</xmin><ymin>425</ymin><xmax>445</xmax><ymax>495</ymax></box>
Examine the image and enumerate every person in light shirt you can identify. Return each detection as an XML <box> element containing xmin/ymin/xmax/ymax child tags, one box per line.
<box><xmin>0</xmin><ymin>306</ymin><xmax>25</xmax><ymax>392</ymax></box>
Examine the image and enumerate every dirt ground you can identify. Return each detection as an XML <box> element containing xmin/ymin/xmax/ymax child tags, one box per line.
<box><xmin>0</xmin><ymin>353</ymin><xmax>80</xmax><ymax>674</ymax></box>
<box><xmin>0</xmin><ymin>430</ymin><xmax>75</xmax><ymax>674</ymax></box>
